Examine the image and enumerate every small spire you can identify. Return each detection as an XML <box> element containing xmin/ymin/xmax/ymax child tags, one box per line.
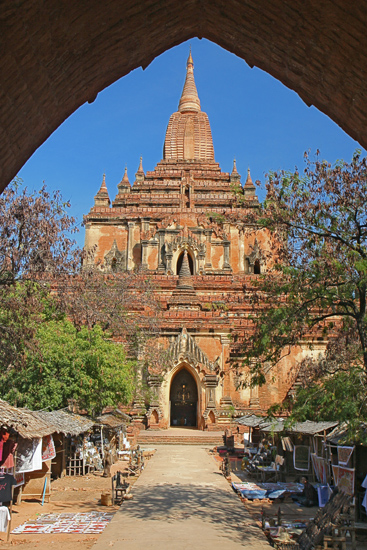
<box><xmin>137</xmin><ymin>156</ymin><xmax>144</xmax><ymax>174</ymax></box>
<box><xmin>135</xmin><ymin>156</ymin><xmax>145</xmax><ymax>183</ymax></box>
<box><xmin>177</xmin><ymin>250</ymin><xmax>194</xmax><ymax>289</ymax></box>
<box><xmin>117</xmin><ymin>166</ymin><xmax>130</xmax><ymax>195</ymax></box>
<box><xmin>94</xmin><ymin>173</ymin><xmax>110</xmax><ymax>206</ymax></box>
<box><xmin>243</xmin><ymin>167</ymin><xmax>257</xmax><ymax>199</ymax></box>
<box><xmin>245</xmin><ymin>167</ymin><xmax>255</xmax><ymax>187</ymax></box>
<box><xmin>101</xmin><ymin>173</ymin><xmax>107</xmax><ymax>189</ymax></box>
<box><xmin>232</xmin><ymin>158</ymin><xmax>238</xmax><ymax>175</ymax></box>
<box><xmin>122</xmin><ymin>166</ymin><xmax>129</xmax><ymax>183</ymax></box>
<box><xmin>178</xmin><ymin>51</ymin><xmax>201</xmax><ymax>113</ymax></box>
<box><xmin>230</xmin><ymin>157</ymin><xmax>241</xmax><ymax>184</ymax></box>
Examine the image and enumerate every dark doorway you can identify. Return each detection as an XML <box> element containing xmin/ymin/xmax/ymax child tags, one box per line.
<box><xmin>176</xmin><ymin>251</ymin><xmax>194</xmax><ymax>275</ymax></box>
<box><xmin>170</xmin><ymin>368</ymin><xmax>198</xmax><ymax>427</ymax></box>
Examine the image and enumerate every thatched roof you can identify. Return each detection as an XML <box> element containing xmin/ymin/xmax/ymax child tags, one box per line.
<box><xmin>326</xmin><ymin>422</ymin><xmax>367</xmax><ymax>445</ymax></box>
<box><xmin>0</xmin><ymin>400</ymin><xmax>53</xmax><ymax>439</ymax></box>
<box><xmin>96</xmin><ymin>413</ymin><xmax>126</xmax><ymax>430</ymax></box>
<box><xmin>33</xmin><ymin>409</ymin><xmax>95</xmax><ymax>436</ymax></box>
<box><xmin>0</xmin><ymin>400</ymin><xmax>95</xmax><ymax>439</ymax></box>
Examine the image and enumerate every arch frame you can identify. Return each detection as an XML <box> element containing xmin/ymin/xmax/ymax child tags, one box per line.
<box><xmin>2</xmin><ymin>1</ymin><xmax>366</xmax><ymax>192</ymax></box>
<box><xmin>164</xmin><ymin>361</ymin><xmax>204</xmax><ymax>429</ymax></box>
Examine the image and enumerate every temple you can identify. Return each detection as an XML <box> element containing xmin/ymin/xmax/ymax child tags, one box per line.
<box><xmin>84</xmin><ymin>53</ymin><xmax>315</xmax><ymax>429</ymax></box>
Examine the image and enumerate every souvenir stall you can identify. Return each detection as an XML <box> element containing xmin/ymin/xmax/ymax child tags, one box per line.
<box><xmin>326</xmin><ymin>423</ymin><xmax>367</xmax><ymax>522</ymax></box>
<box><xmin>33</xmin><ymin>409</ymin><xmax>95</xmax><ymax>478</ymax></box>
<box><xmin>261</xmin><ymin>420</ymin><xmax>338</xmax><ymax>483</ymax></box>
<box><xmin>95</xmin><ymin>412</ymin><xmax>130</xmax><ymax>476</ymax></box>
<box><xmin>0</xmin><ymin>400</ymin><xmax>59</xmax><ymax>540</ymax></box>
<box><xmin>236</xmin><ymin>415</ymin><xmax>339</xmax><ymax>506</ymax></box>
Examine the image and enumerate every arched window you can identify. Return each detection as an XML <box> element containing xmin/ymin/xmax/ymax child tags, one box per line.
<box><xmin>254</xmin><ymin>259</ymin><xmax>261</xmax><ymax>274</ymax></box>
<box><xmin>185</xmin><ymin>186</ymin><xmax>190</xmax><ymax>207</ymax></box>
<box><xmin>111</xmin><ymin>257</ymin><xmax>117</xmax><ymax>272</ymax></box>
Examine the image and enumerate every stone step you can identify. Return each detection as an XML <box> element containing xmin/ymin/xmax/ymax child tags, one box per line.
<box><xmin>137</xmin><ymin>434</ymin><xmax>224</xmax><ymax>446</ymax></box>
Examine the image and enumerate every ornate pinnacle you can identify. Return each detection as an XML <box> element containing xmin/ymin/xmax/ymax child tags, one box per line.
<box><xmin>178</xmin><ymin>51</ymin><xmax>201</xmax><ymax>113</ymax></box>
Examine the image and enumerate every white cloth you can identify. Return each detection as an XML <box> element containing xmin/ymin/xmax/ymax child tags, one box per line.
<box><xmin>32</xmin><ymin>439</ymin><xmax>42</xmax><ymax>471</ymax></box>
<box><xmin>0</xmin><ymin>505</ymin><xmax>10</xmax><ymax>532</ymax></box>
<box><xmin>16</xmin><ymin>437</ymin><xmax>42</xmax><ymax>473</ymax></box>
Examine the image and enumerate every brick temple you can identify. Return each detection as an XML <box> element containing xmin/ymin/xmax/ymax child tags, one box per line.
<box><xmin>84</xmin><ymin>52</ymin><xmax>317</xmax><ymax>430</ymax></box>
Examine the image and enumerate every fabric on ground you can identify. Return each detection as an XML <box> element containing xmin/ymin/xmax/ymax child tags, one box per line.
<box><xmin>12</xmin><ymin>511</ymin><xmax>114</xmax><ymax>534</ymax></box>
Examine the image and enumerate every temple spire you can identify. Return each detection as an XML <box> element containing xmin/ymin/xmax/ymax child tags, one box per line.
<box><xmin>122</xmin><ymin>166</ymin><xmax>129</xmax><ymax>183</ymax></box>
<box><xmin>94</xmin><ymin>173</ymin><xmax>110</xmax><ymax>207</ymax></box>
<box><xmin>135</xmin><ymin>156</ymin><xmax>145</xmax><ymax>183</ymax></box>
<box><xmin>244</xmin><ymin>167</ymin><xmax>257</xmax><ymax>199</ymax></box>
<box><xmin>230</xmin><ymin>158</ymin><xmax>241</xmax><ymax>184</ymax></box>
<box><xmin>232</xmin><ymin>158</ymin><xmax>239</xmax><ymax>175</ymax></box>
<box><xmin>245</xmin><ymin>167</ymin><xmax>254</xmax><ymax>186</ymax></box>
<box><xmin>137</xmin><ymin>156</ymin><xmax>144</xmax><ymax>174</ymax></box>
<box><xmin>178</xmin><ymin>51</ymin><xmax>201</xmax><ymax>113</ymax></box>
<box><xmin>117</xmin><ymin>166</ymin><xmax>131</xmax><ymax>195</ymax></box>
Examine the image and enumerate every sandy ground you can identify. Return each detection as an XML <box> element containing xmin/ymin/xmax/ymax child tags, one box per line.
<box><xmin>0</xmin><ymin>460</ymin><xmax>142</xmax><ymax>549</ymax></box>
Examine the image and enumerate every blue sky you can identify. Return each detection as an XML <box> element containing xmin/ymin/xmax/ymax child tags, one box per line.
<box><xmin>19</xmin><ymin>38</ymin><xmax>363</xmax><ymax>248</ymax></box>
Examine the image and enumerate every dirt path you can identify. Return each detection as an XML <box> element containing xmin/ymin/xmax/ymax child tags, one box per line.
<box><xmin>0</xmin><ymin>462</ymin><xmax>136</xmax><ymax>549</ymax></box>
<box><xmin>93</xmin><ymin>445</ymin><xmax>272</xmax><ymax>550</ymax></box>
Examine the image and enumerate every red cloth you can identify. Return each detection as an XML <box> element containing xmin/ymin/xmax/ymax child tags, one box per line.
<box><xmin>0</xmin><ymin>439</ymin><xmax>17</xmax><ymax>469</ymax></box>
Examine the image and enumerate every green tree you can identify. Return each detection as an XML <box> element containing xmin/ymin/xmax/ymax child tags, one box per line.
<box><xmin>242</xmin><ymin>151</ymin><xmax>367</xmax><ymax>379</ymax></box>
<box><xmin>0</xmin><ymin>180</ymin><xmax>139</xmax><ymax>414</ymax></box>
<box><xmin>239</xmin><ymin>151</ymin><xmax>367</xmax><ymax>434</ymax></box>
<box><xmin>1</xmin><ymin>314</ymin><xmax>134</xmax><ymax>416</ymax></box>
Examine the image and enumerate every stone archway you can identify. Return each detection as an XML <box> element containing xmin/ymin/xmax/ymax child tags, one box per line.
<box><xmin>170</xmin><ymin>367</ymin><xmax>198</xmax><ymax>427</ymax></box>
<box><xmin>2</xmin><ymin>2</ymin><xmax>367</xmax><ymax>191</ymax></box>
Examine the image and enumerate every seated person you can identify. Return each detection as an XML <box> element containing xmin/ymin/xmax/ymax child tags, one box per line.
<box><xmin>292</xmin><ymin>476</ymin><xmax>318</xmax><ymax>507</ymax></box>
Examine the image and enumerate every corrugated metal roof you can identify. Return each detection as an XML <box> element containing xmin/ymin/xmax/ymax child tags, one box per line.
<box><xmin>236</xmin><ymin>414</ymin><xmax>269</xmax><ymax>428</ymax></box>
<box><xmin>261</xmin><ymin>419</ymin><xmax>286</xmax><ymax>433</ymax></box>
<box><xmin>237</xmin><ymin>415</ymin><xmax>339</xmax><ymax>435</ymax></box>
<box><xmin>290</xmin><ymin>420</ymin><xmax>339</xmax><ymax>435</ymax></box>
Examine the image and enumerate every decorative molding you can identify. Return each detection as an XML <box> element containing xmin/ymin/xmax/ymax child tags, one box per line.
<box><xmin>166</xmin><ymin>327</ymin><xmax>220</xmax><ymax>372</ymax></box>
<box><xmin>104</xmin><ymin>240</ymin><xmax>125</xmax><ymax>271</ymax></box>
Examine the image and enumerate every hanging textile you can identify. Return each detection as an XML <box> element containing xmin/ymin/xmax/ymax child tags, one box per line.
<box><xmin>0</xmin><ymin>439</ymin><xmax>17</xmax><ymax>469</ymax></box>
<box><xmin>311</xmin><ymin>453</ymin><xmax>327</xmax><ymax>483</ymax></box>
<box><xmin>0</xmin><ymin>474</ymin><xmax>17</xmax><ymax>502</ymax></box>
<box><xmin>0</xmin><ymin>506</ymin><xmax>10</xmax><ymax>532</ymax></box>
<box><xmin>42</xmin><ymin>435</ymin><xmax>56</xmax><ymax>461</ymax></box>
<box><xmin>293</xmin><ymin>445</ymin><xmax>310</xmax><ymax>471</ymax></box>
<box><xmin>337</xmin><ymin>445</ymin><xmax>354</xmax><ymax>466</ymax></box>
<box><xmin>332</xmin><ymin>465</ymin><xmax>355</xmax><ymax>496</ymax></box>
<box><xmin>16</xmin><ymin>438</ymin><xmax>42</xmax><ymax>473</ymax></box>
<box><xmin>281</xmin><ymin>437</ymin><xmax>293</xmax><ymax>452</ymax></box>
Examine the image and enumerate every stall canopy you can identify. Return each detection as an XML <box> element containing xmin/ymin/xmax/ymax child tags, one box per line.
<box><xmin>237</xmin><ymin>414</ymin><xmax>338</xmax><ymax>435</ymax></box>
<box><xmin>96</xmin><ymin>413</ymin><xmax>127</xmax><ymax>430</ymax></box>
<box><xmin>0</xmin><ymin>399</ymin><xmax>53</xmax><ymax>439</ymax></box>
<box><xmin>0</xmin><ymin>399</ymin><xmax>95</xmax><ymax>439</ymax></box>
<box><xmin>326</xmin><ymin>422</ymin><xmax>367</xmax><ymax>445</ymax></box>
<box><xmin>32</xmin><ymin>409</ymin><xmax>95</xmax><ymax>436</ymax></box>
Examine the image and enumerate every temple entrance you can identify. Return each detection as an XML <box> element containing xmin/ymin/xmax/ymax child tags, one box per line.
<box><xmin>170</xmin><ymin>368</ymin><xmax>198</xmax><ymax>427</ymax></box>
